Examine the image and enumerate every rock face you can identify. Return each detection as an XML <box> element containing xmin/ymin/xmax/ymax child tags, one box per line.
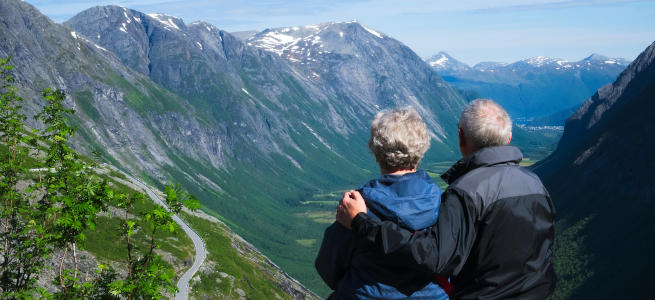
<box><xmin>2</xmin><ymin>0</ymin><xmax>199</xmax><ymax>177</ymax></box>
<box><xmin>532</xmin><ymin>41</ymin><xmax>655</xmax><ymax>299</ymax></box>
<box><xmin>66</xmin><ymin>13</ymin><xmax>465</xmax><ymax>158</ymax></box>
<box><xmin>427</xmin><ymin>52</ymin><xmax>630</xmax><ymax>122</ymax></box>
<box><xmin>245</xmin><ymin>21</ymin><xmax>464</xmax><ymax>145</ymax></box>
<box><xmin>1</xmin><ymin>0</ymin><xmax>469</xmax><ymax>294</ymax></box>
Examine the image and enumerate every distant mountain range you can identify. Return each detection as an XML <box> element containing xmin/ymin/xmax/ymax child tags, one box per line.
<box><xmin>533</xmin><ymin>41</ymin><xmax>655</xmax><ymax>299</ymax></box>
<box><xmin>426</xmin><ymin>52</ymin><xmax>630</xmax><ymax>123</ymax></box>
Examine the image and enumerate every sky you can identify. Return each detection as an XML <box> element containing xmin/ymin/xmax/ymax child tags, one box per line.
<box><xmin>24</xmin><ymin>0</ymin><xmax>655</xmax><ymax>65</ymax></box>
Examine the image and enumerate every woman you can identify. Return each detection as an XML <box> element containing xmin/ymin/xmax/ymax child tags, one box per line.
<box><xmin>315</xmin><ymin>106</ymin><xmax>449</xmax><ymax>299</ymax></box>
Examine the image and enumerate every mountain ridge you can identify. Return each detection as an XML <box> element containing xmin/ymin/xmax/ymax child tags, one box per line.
<box><xmin>532</xmin><ymin>40</ymin><xmax>655</xmax><ymax>299</ymax></box>
<box><xmin>427</xmin><ymin>51</ymin><xmax>630</xmax><ymax>121</ymax></box>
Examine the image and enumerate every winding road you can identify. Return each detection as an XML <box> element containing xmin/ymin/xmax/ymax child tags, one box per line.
<box><xmin>105</xmin><ymin>167</ymin><xmax>207</xmax><ymax>300</ymax></box>
<box><xmin>30</xmin><ymin>165</ymin><xmax>207</xmax><ymax>299</ymax></box>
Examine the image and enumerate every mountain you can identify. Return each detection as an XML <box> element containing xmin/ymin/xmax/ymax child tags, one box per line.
<box><xmin>428</xmin><ymin>52</ymin><xmax>630</xmax><ymax>122</ymax></box>
<box><xmin>425</xmin><ymin>52</ymin><xmax>471</xmax><ymax>72</ymax></box>
<box><xmin>243</xmin><ymin>21</ymin><xmax>465</xmax><ymax>148</ymax></box>
<box><xmin>532</xmin><ymin>41</ymin><xmax>655</xmax><ymax>299</ymax></box>
<box><xmin>3</xmin><ymin>1</ymin><xmax>471</xmax><ymax>294</ymax></box>
<box><xmin>231</xmin><ymin>30</ymin><xmax>259</xmax><ymax>41</ymax></box>
<box><xmin>0</xmin><ymin>0</ymin><xmax>316</xmax><ymax>298</ymax></box>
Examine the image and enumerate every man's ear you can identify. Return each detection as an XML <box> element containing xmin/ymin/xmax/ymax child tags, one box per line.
<box><xmin>507</xmin><ymin>132</ymin><xmax>512</xmax><ymax>144</ymax></box>
<box><xmin>458</xmin><ymin>128</ymin><xmax>465</xmax><ymax>147</ymax></box>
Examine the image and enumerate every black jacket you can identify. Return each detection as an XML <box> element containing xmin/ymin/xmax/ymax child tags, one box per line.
<box><xmin>351</xmin><ymin>146</ymin><xmax>556</xmax><ymax>299</ymax></box>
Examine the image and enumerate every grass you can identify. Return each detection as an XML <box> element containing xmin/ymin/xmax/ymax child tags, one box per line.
<box><xmin>296</xmin><ymin>239</ymin><xmax>317</xmax><ymax>247</ymax></box>
<box><xmin>296</xmin><ymin>211</ymin><xmax>334</xmax><ymax>224</ymax></box>
<box><xmin>180</xmin><ymin>212</ymin><xmax>300</xmax><ymax>300</ymax></box>
<box><xmin>425</xmin><ymin>161</ymin><xmax>455</xmax><ymax>190</ymax></box>
<box><xmin>73</xmin><ymin>90</ymin><xmax>101</xmax><ymax>121</ymax></box>
<box><xmin>80</xmin><ymin>175</ymin><xmax>195</xmax><ymax>276</ymax></box>
<box><xmin>520</xmin><ymin>159</ymin><xmax>538</xmax><ymax>167</ymax></box>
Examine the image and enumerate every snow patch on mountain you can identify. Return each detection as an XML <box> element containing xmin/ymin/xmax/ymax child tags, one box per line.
<box><xmin>248</xmin><ymin>21</ymin><xmax>386</xmax><ymax>63</ymax></box>
<box><xmin>361</xmin><ymin>24</ymin><xmax>383</xmax><ymax>38</ymax></box>
<box><xmin>147</xmin><ymin>13</ymin><xmax>181</xmax><ymax>31</ymax></box>
<box><xmin>248</xmin><ymin>30</ymin><xmax>301</xmax><ymax>56</ymax></box>
<box><xmin>521</xmin><ymin>56</ymin><xmax>561</xmax><ymax>67</ymax></box>
<box><xmin>428</xmin><ymin>55</ymin><xmax>448</xmax><ymax>67</ymax></box>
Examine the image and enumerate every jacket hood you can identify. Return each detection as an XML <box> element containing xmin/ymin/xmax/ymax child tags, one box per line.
<box><xmin>359</xmin><ymin>170</ymin><xmax>441</xmax><ymax>231</ymax></box>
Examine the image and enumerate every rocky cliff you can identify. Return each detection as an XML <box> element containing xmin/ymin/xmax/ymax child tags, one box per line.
<box><xmin>533</xmin><ymin>41</ymin><xmax>655</xmax><ymax>299</ymax></box>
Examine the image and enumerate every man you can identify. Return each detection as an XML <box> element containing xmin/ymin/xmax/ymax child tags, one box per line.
<box><xmin>337</xmin><ymin>99</ymin><xmax>556</xmax><ymax>299</ymax></box>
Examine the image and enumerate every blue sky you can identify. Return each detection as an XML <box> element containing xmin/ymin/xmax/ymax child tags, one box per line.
<box><xmin>25</xmin><ymin>0</ymin><xmax>655</xmax><ymax>65</ymax></box>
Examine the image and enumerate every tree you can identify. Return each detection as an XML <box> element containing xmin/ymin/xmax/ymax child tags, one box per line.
<box><xmin>0</xmin><ymin>56</ymin><xmax>199</xmax><ymax>299</ymax></box>
<box><xmin>108</xmin><ymin>184</ymin><xmax>199</xmax><ymax>299</ymax></box>
<box><xmin>0</xmin><ymin>56</ymin><xmax>48</xmax><ymax>298</ymax></box>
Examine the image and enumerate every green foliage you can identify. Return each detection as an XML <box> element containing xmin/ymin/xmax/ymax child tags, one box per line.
<box><xmin>0</xmin><ymin>57</ymin><xmax>198</xmax><ymax>298</ymax></box>
<box><xmin>34</xmin><ymin>88</ymin><xmax>115</xmax><ymax>298</ymax></box>
<box><xmin>553</xmin><ymin>218</ymin><xmax>594</xmax><ymax>300</ymax></box>
<box><xmin>106</xmin><ymin>184</ymin><xmax>199</xmax><ymax>299</ymax></box>
<box><xmin>0</xmin><ymin>55</ymin><xmax>48</xmax><ymax>298</ymax></box>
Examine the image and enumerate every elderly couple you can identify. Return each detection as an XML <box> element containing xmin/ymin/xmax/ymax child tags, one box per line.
<box><xmin>315</xmin><ymin>99</ymin><xmax>556</xmax><ymax>299</ymax></box>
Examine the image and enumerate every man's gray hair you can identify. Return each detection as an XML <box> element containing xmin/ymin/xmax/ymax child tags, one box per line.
<box><xmin>458</xmin><ymin>99</ymin><xmax>512</xmax><ymax>149</ymax></box>
<box><xmin>369</xmin><ymin>106</ymin><xmax>430</xmax><ymax>171</ymax></box>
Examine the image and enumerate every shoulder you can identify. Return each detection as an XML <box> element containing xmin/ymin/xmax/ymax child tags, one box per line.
<box><xmin>452</xmin><ymin>164</ymin><xmax>545</xmax><ymax>195</ymax></box>
<box><xmin>447</xmin><ymin>164</ymin><xmax>549</xmax><ymax>216</ymax></box>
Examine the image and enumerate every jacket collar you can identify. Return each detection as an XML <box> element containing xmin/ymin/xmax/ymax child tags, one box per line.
<box><xmin>359</xmin><ymin>170</ymin><xmax>441</xmax><ymax>231</ymax></box>
<box><xmin>441</xmin><ymin>146</ymin><xmax>523</xmax><ymax>184</ymax></box>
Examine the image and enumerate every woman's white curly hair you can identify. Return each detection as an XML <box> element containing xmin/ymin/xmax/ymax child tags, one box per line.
<box><xmin>368</xmin><ymin>106</ymin><xmax>430</xmax><ymax>171</ymax></box>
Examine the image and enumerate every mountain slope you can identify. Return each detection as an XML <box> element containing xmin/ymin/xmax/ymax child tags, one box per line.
<box><xmin>0</xmin><ymin>0</ymin><xmax>317</xmax><ymax>298</ymax></box>
<box><xmin>245</xmin><ymin>22</ymin><xmax>465</xmax><ymax>158</ymax></box>
<box><xmin>429</xmin><ymin>52</ymin><xmax>629</xmax><ymax>121</ymax></box>
<box><xmin>4</xmin><ymin>1</ymin><xmax>471</xmax><ymax>294</ymax></box>
<box><xmin>532</xmin><ymin>41</ymin><xmax>655</xmax><ymax>299</ymax></box>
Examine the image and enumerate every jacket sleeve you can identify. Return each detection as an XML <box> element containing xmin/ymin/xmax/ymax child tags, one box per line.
<box><xmin>314</xmin><ymin>221</ymin><xmax>356</xmax><ymax>289</ymax></box>
<box><xmin>350</xmin><ymin>187</ymin><xmax>478</xmax><ymax>276</ymax></box>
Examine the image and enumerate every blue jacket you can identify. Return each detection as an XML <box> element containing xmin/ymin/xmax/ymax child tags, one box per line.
<box><xmin>315</xmin><ymin>170</ymin><xmax>449</xmax><ymax>299</ymax></box>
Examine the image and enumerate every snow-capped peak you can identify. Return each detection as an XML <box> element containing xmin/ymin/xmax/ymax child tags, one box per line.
<box><xmin>520</xmin><ymin>56</ymin><xmax>562</xmax><ymax>67</ymax></box>
<box><xmin>429</xmin><ymin>55</ymin><xmax>448</xmax><ymax>67</ymax></box>
<box><xmin>247</xmin><ymin>21</ymin><xmax>387</xmax><ymax>64</ymax></box>
<box><xmin>146</xmin><ymin>13</ymin><xmax>182</xmax><ymax>31</ymax></box>
<box><xmin>425</xmin><ymin>52</ymin><xmax>471</xmax><ymax>72</ymax></box>
<box><xmin>583</xmin><ymin>53</ymin><xmax>629</xmax><ymax>65</ymax></box>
